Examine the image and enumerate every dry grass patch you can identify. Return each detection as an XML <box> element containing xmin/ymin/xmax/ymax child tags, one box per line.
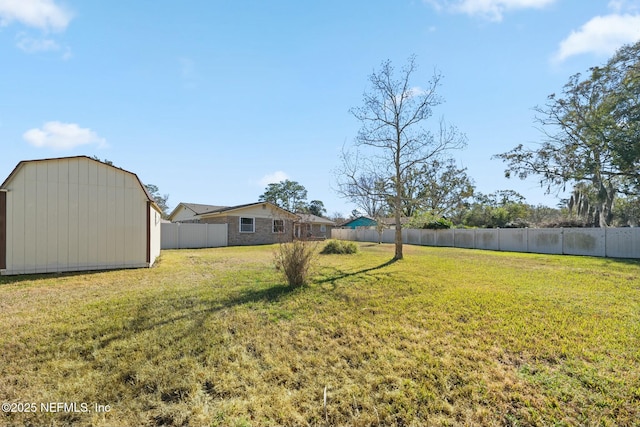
<box><xmin>1</xmin><ymin>244</ymin><xmax>639</xmax><ymax>426</ymax></box>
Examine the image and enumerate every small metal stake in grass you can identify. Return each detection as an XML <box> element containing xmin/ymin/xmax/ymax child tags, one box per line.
<box><xmin>323</xmin><ymin>385</ymin><xmax>328</xmax><ymax>425</ymax></box>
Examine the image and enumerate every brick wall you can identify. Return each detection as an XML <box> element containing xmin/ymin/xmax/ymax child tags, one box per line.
<box><xmin>201</xmin><ymin>215</ymin><xmax>293</xmax><ymax>246</ymax></box>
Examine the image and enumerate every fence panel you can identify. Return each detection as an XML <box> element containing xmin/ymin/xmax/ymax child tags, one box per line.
<box><xmin>435</xmin><ymin>230</ymin><xmax>454</xmax><ymax>247</ymax></box>
<box><xmin>331</xmin><ymin>227</ymin><xmax>639</xmax><ymax>259</ymax></box>
<box><xmin>406</xmin><ymin>229</ymin><xmax>421</xmax><ymax>245</ymax></box>
<box><xmin>528</xmin><ymin>229</ymin><xmax>563</xmax><ymax>254</ymax></box>
<box><xmin>475</xmin><ymin>229</ymin><xmax>499</xmax><ymax>250</ymax></box>
<box><xmin>381</xmin><ymin>229</ymin><xmax>395</xmax><ymax>244</ymax></box>
<box><xmin>563</xmin><ymin>228</ymin><xmax>606</xmax><ymax>257</ymax></box>
<box><xmin>454</xmin><ymin>229</ymin><xmax>475</xmax><ymax>249</ymax></box>
<box><xmin>499</xmin><ymin>229</ymin><xmax>528</xmax><ymax>253</ymax></box>
<box><xmin>606</xmin><ymin>228</ymin><xmax>640</xmax><ymax>259</ymax></box>
<box><xmin>161</xmin><ymin>223</ymin><xmax>227</xmax><ymax>249</ymax></box>
<box><xmin>420</xmin><ymin>230</ymin><xmax>436</xmax><ymax>246</ymax></box>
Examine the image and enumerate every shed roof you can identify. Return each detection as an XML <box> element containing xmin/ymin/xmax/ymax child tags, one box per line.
<box><xmin>0</xmin><ymin>155</ymin><xmax>162</xmax><ymax>213</ymax></box>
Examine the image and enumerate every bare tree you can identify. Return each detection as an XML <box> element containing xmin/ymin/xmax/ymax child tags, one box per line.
<box><xmin>337</xmin><ymin>55</ymin><xmax>466</xmax><ymax>259</ymax></box>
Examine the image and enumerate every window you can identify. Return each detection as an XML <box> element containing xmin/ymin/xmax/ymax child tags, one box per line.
<box><xmin>240</xmin><ymin>217</ymin><xmax>254</xmax><ymax>233</ymax></box>
<box><xmin>273</xmin><ymin>219</ymin><xmax>285</xmax><ymax>233</ymax></box>
<box><xmin>320</xmin><ymin>225</ymin><xmax>326</xmax><ymax>232</ymax></box>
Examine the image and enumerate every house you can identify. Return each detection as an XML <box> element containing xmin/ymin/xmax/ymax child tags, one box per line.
<box><xmin>167</xmin><ymin>202</ymin><xmax>227</xmax><ymax>223</ymax></box>
<box><xmin>339</xmin><ymin>216</ymin><xmax>378</xmax><ymax>229</ymax></box>
<box><xmin>295</xmin><ymin>213</ymin><xmax>335</xmax><ymax>239</ymax></box>
<box><xmin>0</xmin><ymin>156</ymin><xmax>162</xmax><ymax>275</ymax></box>
<box><xmin>380</xmin><ymin>216</ymin><xmax>411</xmax><ymax>230</ymax></box>
<box><xmin>196</xmin><ymin>202</ymin><xmax>298</xmax><ymax>245</ymax></box>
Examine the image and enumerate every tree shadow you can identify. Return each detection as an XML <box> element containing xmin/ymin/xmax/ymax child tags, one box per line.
<box><xmin>601</xmin><ymin>257</ymin><xmax>640</xmax><ymax>268</ymax></box>
<box><xmin>92</xmin><ymin>257</ymin><xmax>401</xmax><ymax>354</ymax></box>
<box><xmin>93</xmin><ymin>281</ymin><xmax>298</xmax><ymax>351</ymax></box>
<box><xmin>92</xmin><ymin>258</ymin><xmax>400</xmax><ymax>354</ymax></box>
<box><xmin>316</xmin><ymin>258</ymin><xmax>398</xmax><ymax>286</ymax></box>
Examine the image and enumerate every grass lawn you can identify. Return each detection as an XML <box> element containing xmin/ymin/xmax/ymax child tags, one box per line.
<box><xmin>1</xmin><ymin>243</ymin><xmax>639</xmax><ymax>426</ymax></box>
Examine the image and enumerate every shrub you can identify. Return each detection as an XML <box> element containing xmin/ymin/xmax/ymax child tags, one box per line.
<box><xmin>423</xmin><ymin>217</ymin><xmax>453</xmax><ymax>229</ymax></box>
<box><xmin>274</xmin><ymin>240</ymin><xmax>317</xmax><ymax>287</ymax></box>
<box><xmin>320</xmin><ymin>239</ymin><xmax>359</xmax><ymax>255</ymax></box>
<box><xmin>407</xmin><ymin>213</ymin><xmax>453</xmax><ymax>230</ymax></box>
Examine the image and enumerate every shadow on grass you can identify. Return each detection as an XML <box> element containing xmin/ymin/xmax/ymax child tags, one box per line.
<box><xmin>0</xmin><ymin>269</ymin><xmax>121</xmax><ymax>285</ymax></box>
<box><xmin>93</xmin><ymin>282</ymin><xmax>297</xmax><ymax>351</ymax></box>
<box><xmin>602</xmin><ymin>257</ymin><xmax>640</xmax><ymax>268</ymax></box>
<box><xmin>316</xmin><ymin>258</ymin><xmax>398</xmax><ymax>286</ymax></box>
<box><xmin>94</xmin><ymin>259</ymin><xmax>400</xmax><ymax>352</ymax></box>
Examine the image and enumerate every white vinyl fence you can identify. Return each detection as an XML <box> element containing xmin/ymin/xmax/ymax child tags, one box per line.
<box><xmin>331</xmin><ymin>227</ymin><xmax>640</xmax><ymax>259</ymax></box>
<box><xmin>162</xmin><ymin>223</ymin><xmax>228</xmax><ymax>249</ymax></box>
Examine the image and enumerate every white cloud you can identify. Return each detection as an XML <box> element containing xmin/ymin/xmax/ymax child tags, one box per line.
<box><xmin>608</xmin><ymin>0</ymin><xmax>640</xmax><ymax>13</ymax></box>
<box><xmin>553</xmin><ymin>14</ymin><xmax>640</xmax><ymax>62</ymax></box>
<box><xmin>425</xmin><ymin>0</ymin><xmax>556</xmax><ymax>21</ymax></box>
<box><xmin>16</xmin><ymin>34</ymin><xmax>58</xmax><ymax>52</ymax></box>
<box><xmin>15</xmin><ymin>33</ymin><xmax>72</xmax><ymax>59</ymax></box>
<box><xmin>23</xmin><ymin>121</ymin><xmax>107</xmax><ymax>150</ymax></box>
<box><xmin>0</xmin><ymin>0</ymin><xmax>72</xmax><ymax>32</ymax></box>
<box><xmin>259</xmin><ymin>171</ymin><xmax>290</xmax><ymax>187</ymax></box>
<box><xmin>15</xmin><ymin>32</ymin><xmax>72</xmax><ymax>58</ymax></box>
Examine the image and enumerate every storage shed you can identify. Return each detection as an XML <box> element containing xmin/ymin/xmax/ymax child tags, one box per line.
<box><xmin>0</xmin><ymin>156</ymin><xmax>162</xmax><ymax>275</ymax></box>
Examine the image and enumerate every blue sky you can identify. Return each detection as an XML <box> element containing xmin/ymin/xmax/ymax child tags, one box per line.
<box><xmin>2</xmin><ymin>0</ymin><xmax>640</xmax><ymax>216</ymax></box>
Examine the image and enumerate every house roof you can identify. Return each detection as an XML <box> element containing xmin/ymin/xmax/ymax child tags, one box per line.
<box><xmin>167</xmin><ymin>202</ymin><xmax>229</xmax><ymax>220</ymax></box>
<box><xmin>380</xmin><ymin>216</ymin><xmax>411</xmax><ymax>226</ymax></box>
<box><xmin>338</xmin><ymin>216</ymin><xmax>377</xmax><ymax>227</ymax></box>
<box><xmin>197</xmin><ymin>201</ymin><xmax>298</xmax><ymax>219</ymax></box>
<box><xmin>296</xmin><ymin>213</ymin><xmax>336</xmax><ymax>225</ymax></box>
<box><xmin>338</xmin><ymin>215</ymin><xmax>411</xmax><ymax>227</ymax></box>
<box><xmin>1</xmin><ymin>155</ymin><xmax>162</xmax><ymax>213</ymax></box>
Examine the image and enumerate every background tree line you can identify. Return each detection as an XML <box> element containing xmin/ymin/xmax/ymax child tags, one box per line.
<box><xmin>335</xmin><ymin>41</ymin><xmax>640</xmax><ymax>245</ymax></box>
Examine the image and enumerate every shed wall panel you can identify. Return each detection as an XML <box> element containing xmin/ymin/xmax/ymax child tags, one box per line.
<box><xmin>1</xmin><ymin>157</ymin><xmax>157</xmax><ymax>275</ymax></box>
<box><xmin>9</xmin><ymin>172</ymin><xmax>25</xmax><ymax>272</ymax></box>
<box><xmin>68</xmin><ymin>182</ymin><xmax>80</xmax><ymax>268</ymax></box>
<box><xmin>23</xmin><ymin>175</ymin><xmax>37</xmax><ymax>272</ymax></box>
<box><xmin>46</xmin><ymin>180</ymin><xmax>59</xmax><ymax>270</ymax></box>
<box><xmin>0</xmin><ymin>191</ymin><xmax>6</xmax><ymax>270</ymax></box>
<box><xmin>58</xmin><ymin>176</ymin><xmax>69</xmax><ymax>271</ymax></box>
<box><xmin>77</xmin><ymin>182</ymin><xmax>89</xmax><ymax>267</ymax></box>
<box><xmin>149</xmin><ymin>205</ymin><xmax>161</xmax><ymax>265</ymax></box>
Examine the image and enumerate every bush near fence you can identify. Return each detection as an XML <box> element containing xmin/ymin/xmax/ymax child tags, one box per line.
<box><xmin>331</xmin><ymin>227</ymin><xmax>640</xmax><ymax>259</ymax></box>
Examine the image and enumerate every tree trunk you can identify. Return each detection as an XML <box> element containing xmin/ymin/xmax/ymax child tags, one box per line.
<box><xmin>394</xmin><ymin>224</ymin><xmax>403</xmax><ymax>259</ymax></box>
<box><xmin>394</xmin><ymin>193</ymin><xmax>403</xmax><ymax>260</ymax></box>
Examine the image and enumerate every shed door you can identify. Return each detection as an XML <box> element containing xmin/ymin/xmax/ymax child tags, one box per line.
<box><xmin>0</xmin><ymin>191</ymin><xmax>6</xmax><ymax>269</ymax></box>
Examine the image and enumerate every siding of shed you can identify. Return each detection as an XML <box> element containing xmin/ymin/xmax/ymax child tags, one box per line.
<box><xmin>148</xmin><ymin>202</ymin><xmax>162</xmax><ymax>265</ymax></box>
<box><xmin>2</xmin><ymin>157</ymin><xmax>154</xmax><ymax>275</ymax></box>
<box><xmin>0</xmin><ymin>191</ymin><xmax>6</xmax><ymax>269</ymax></box>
